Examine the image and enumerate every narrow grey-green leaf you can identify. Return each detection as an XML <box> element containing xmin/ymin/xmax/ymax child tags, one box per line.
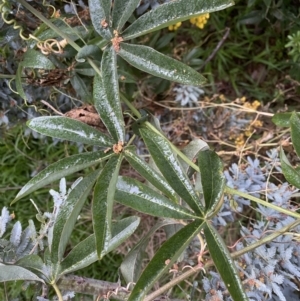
<box><xmin>179</xmin><ymin>139</ymin><xmax>209</xmax><ymax>174</ymax></box>
<box><xmin>16</xmin><ymin>255</ymin><xmax>50</xmax><ymax>281</ymax></box>
<box><xmin>70</xmin><ymin>73</ymin><xmax>92</xmax><ymax>102</ymax></box>
<box><xmin>140</xmin><ymin>127</ymin><xmax>203</xmax><ymax>214</ymax></box>
<box><xmin>51</xmin><ymin>170</ymin><xmax>101</xmax><ymax>264</ymax></box>
<box><xmin>122</xmin><ymin>0</ymin><xmax>234</xmax><ymax>40</ymax></box>
<box><xmin>280</xmin><ymin>148</ymin><xmax>300</xmax><ymax>189</ymax></box>
<box><xmin>290</xmin><ymin>112</ymin><xmax>300</xmax><ymax>158</ymax></box>
<box><xmin>27</xmin><ymin>116</ymin><xmax>113</xmax><ymax>146</ymax></box>
<box><xmin>93</xmin><ymin>155</ymin><xmax>123</xmax><ymax>258</ymax></box>
<box><xmin>116</xmin><ymin>176</ymin><xmax>198</xmax><ymax>219</ymax></box>
<box><xmin>0</xmin><ymin>264</ymin><xmax>45</xmax><ymax>283</ymax></box>
<box><xmin>13</xmin><ymin>151</ymin><xmax>113</xmax><ymax>203</ymax></box>
<box><xmin>198</xmin><ymin>150</ymin><xmax>225</xmax><ymax>213</ymax></box>
<box><xmin>121</xmin><ymin>219</ymin><xmax>176</xmax><ymax>284</ymax></box>
<box><xmin>60</xmin><ymin>216</ymin><xmax>140</xmax><ymax>275</ymax></box>
<box><xmin>204</xmin><ymin>222</ymin><xmax>248</xmax><ymax>301</ymax></box>
<box><xmin>88</xmin><ymin>0</ymin><xmax>112</xmax><ymax>40</ymax></box>
<box><xmin>22</xmin><ymin>49</ymin><xmax>55</xmax><ymax>69</ymax></box>
<box><xmin>118</xmin><ymin>43</ymin><xmax>206</xmax><ymax>86</ymax></box>
<box><xmin>76</xmin><ymin>45</ymin><xmax>100</xmax><ymax>62</ymax></box>
<box><xmin>15</xmin><ymin>63</ymin><xmax>27</xmax><ymax>101</ymax></box>
<box><xmin>112</xmin><ymin>0</ymin><xmax>141</xmax><ymax>31</ymax></box>
<box><xmin>124</xmin><ymin>147</ymin><xmax>177</xmax><ymax>202</ymax></box>
<box><xmin>128</xmin><ymin>220</ymin><xmax>205</xmax><ymax>301</ymax></box>
<box><xmin>97</xmin><ymin>46</ymin><xmax>125</xmax><ymax>142</ymax></box>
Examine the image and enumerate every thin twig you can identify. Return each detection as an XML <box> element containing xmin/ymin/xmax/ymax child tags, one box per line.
<box><xmin>200</xmin><ymin>27</ymin><xmax>230</xmax><ymax>70</ymax></box>
<box><xmin>41</xmin><ymin>100</ymin><xmax>64</xmax><ymax>116</ymax></box>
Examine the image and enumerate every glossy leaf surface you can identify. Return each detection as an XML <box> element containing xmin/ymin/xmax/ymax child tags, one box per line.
<box><xmin>51</xmin><ymin>170</ymin><xmax>101</xmax><ymax>264</ymax></box>
<box><xmin>128</xmin><ymin>220</ymin><xmax>205</xmax><ymax>301</ymax></box>
<box><xmin>60</xmin><ymin>217</ymin><xmax>140</xmax><ymax>275</ymax></box>
<box><xmin>124</xmin><ymin>147</ymin><xmax>177</xmax><ymax>202</ymax></box>
<box><xmin>121</xmin><ymin>219</ymin><xmax>176</xmax><ymax>284</ymax></box>
<box><xmin>112</xmin><ymin>0</ymin><xmax>141</xmax><ymax>31</ymax></box>
<box><xmin>280</xmin><ymin>148</ymin><xmax>300</xmax><ymax>189</ymax></box>
<box><xmin>204</xmin><ymin>222</ymin><xmax>248</xmax><ymax>301</ymax></box>
<box><xmin>89</xmin><ymin>0</ymin><xmax>112</xmax><ymax>40</ymax></box>
<box><xmin>0</xmin><ymin>264</ymin><xmax>45</xmax><ymax>283</ymax></box>
<box><xmin>119</xmin><ymin>43</ymin><xmax>206</xmax><ymax>86</ymax></box>
<box><xmin>13</xmin><ymin>151</ymin><xmax>112</xmax><ymax>203</ymax></box>
<box><xmin>97</xmin><ymin>46</ymin><xmax>125</xmax><ymax>142</ymax></box>
<box><xmin>198</xmin><ymin>150</ymin><xmax>225</xmax><ymax>213</ymax></box>
<box><xmin>22</xmin><ymin>49</ymin><xmax>55</xmax><ymax>69</ymax></box>
<box><xmin>16</xmin><ymin>255</ymin><xmax>50</xmax><ymax>281</ymax></box>
<box><xmin>93</xmin><ymin>155</ymin><xmax>123</xmax><ymax>258</ymax></box>
<box><xmin>115</xmin><ymin>176</ymin><xmax>198</xmax><ymax>219</ymax></box>
<box><xmin>27</xmin><ymin>116</ymin><xmax>113</xmax><ymax>146</ymax></box>
<box><xmin>122</xmin><ymin>0</ymin><xmax>234</xmax><ymax>40</ymax></box>
<box><xmin>290</xmin><ymin>112</ymin><xmax>300</xmax><ymax>158</ymax></box>
<box><xmin>140</xmin><ymin>128</ymin><xmax>203</xmax><ymax>214</ymax></box>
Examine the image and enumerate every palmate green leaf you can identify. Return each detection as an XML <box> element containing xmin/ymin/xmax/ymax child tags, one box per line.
<box><xmin>88</xmin><ymin>0</ymin><xmax>112</xmax><ymax>40</ymax></box>
<box><xmin>27</xmin><ymin>116</ymin><xmax>113</xmax><ymax>146</ymax></box>
<box><xmin>112</xmin><ymin>0</ymin><xmax>141</xmax><ymax>31</ymax></box>
<box><xmin>96</xmin><ymin>45</ymin><xmax>125</xmax><ymax>142</ymax></box>
<box><xmin>93</xmin><ymin>155</ymin><xmax>123</xmax><ymax>259</ymax></box>
<box><xmin>121</xmin><ymin>219</ymin><xmax>177</xmax><ymax>284</ymax></box>
<box><xmin>16</xmin><ymin>255</ymin><xmax>50</xmax><ymax>282</ymax></box>
<box><xmin>118</xmin><ymin>43</ymin><xmax>206</xmax><ymax>86</ymax></box>
<box><xmin>22</xmin><ymin>49</ymin><xmax>55</xmax><ymax>69</ymax></box>
<box><xmin>122</xmin><ymin>0</ymin><xmax>234</xmax><ymax>40</ymax></box>
<box><xmin>51</xmin><ymin>170</ymin><xmax>101</xmax><ymax>264</ymax></box>
<box><xmin>0</xmin><ymin>264</ymin><xmax>45</xmax><ymax>283</ymax></box>
<box><xmin>198</xmin><ymin>149</ymin><xmax>225</xmax><ymax>213</ymax></box>
<box><xmin>60</xmin><ymin>217</ymin><xmax>140</xmax><ymax>275</ymax></box>
<box><xmin>12</xmin><ymin>151</ymin><xmax>113</xmax><ymax>203</ymax></box>
<box><xmin>140</xmin><ymin>127</ymin><xmax>204</xmax><ymax>214</ymax></box>
<box><xmin>204</xmin><ymin>222</ymin><xmax>248</xmax><ymax>301</ymax></box>
<box><xmin>128</xmin><ymin>220</ymin><xmax>205</xmax><ymax>301</ymax></box>
<box><xmin>115</xmin><ymin>176</ymin><xmax>198</xmax><ymax>219</ymax></box>
<box><xmin>124</xmin><ymin>147</ymin><xmax>177</xmax><ymax>203</ymax></box>
<box><xmin>280</xmin><ymin>148</ymin><xmax>300</xmax><ymax>189</ymax></box>
<box><xmin>290</xmin><ymin>112</ymin><xmax>300</xmax><ymax>158</ymax></box>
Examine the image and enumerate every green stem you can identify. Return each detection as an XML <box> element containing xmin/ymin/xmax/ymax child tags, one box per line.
<box><xmin>120</xmin><ymin>92</ymin><xmax>141</xmax><ymax>118</ymax></box>
<box><xmin>87</xmin><ymin>58</ymin><xmax>102</xmax><ymax>77</ymax></box>
<box><xmin>231</xmin><ymin>218</ymin><xmax>300</xmax><ymax>259</ymax></box>
<box><xmin>225</xmin><ymin>186</ymin><xmax>300</xmax><ymax>219</ymax></box>
<box><xmin>52</xmin><ymin>283</ymin><xmax>63</xmax><ymax>301</ymax></box>
<box><xmin>0</xmin><ymin>74</ymin><xmax>15</xmax><ymax>79</ymax></box>
<box><xmin>18</xmin><ymin>0</ymin><xmax>81</xmax><ymax>52</ymax></box>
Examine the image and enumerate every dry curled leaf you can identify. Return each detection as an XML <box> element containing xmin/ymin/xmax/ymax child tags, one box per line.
<box><xmin>64</xmin><ymin>105</ymin><xmax>104</xmax><ymax>130</ymax></box>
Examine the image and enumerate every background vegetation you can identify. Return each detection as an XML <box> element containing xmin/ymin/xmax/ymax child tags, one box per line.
<box><xmin>1</xmin><ymin>0</ymin><xmax>300</xmax><ymax>300</ymax></box>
